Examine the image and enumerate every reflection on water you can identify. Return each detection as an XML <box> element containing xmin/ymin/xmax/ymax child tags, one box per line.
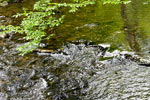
<box><xmin>120</xmin><ymin>0</ymin><xmax>150</xmax><ymax>55</ymax></box>
<box><xmin>54</xmin><ymin>0</ymin><xmax>150</xmax><ymax>53</ymax></box>
<box><xmin>121</xmin><ymin>1</ymin><xmax>141</xmax><ymax>52</ymax></box>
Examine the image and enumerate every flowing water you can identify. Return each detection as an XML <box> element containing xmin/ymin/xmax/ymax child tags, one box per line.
<box><xmin>1</xmin><ymin>0</ymin><xmax>150</xmax><ymax>100</ymax></box>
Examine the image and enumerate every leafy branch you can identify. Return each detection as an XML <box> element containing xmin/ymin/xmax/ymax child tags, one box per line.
<box><xmin>0</xmin><ymin>0</ymin><xmax>95</xmax><ymax>55</ymax></box>
<box><xmin>0</xmin><ymin>0</ymin><xmax>130</xmax><ymax>55</ymax></box>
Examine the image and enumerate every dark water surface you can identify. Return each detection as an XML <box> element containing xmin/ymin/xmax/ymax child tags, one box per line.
<box><xmin>1</xmin><ymin>0</ymin><xmax>150</xmax><ymax>100</ymax></box>
<box><xmin>56</xmin><ymin>0</ymin><xmax>150</xmax><ymax>54</ymax></box>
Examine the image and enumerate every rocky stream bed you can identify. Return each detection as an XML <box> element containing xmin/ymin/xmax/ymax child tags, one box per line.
<box><xmin>0</xmin><ymin>39</ymin><xmax>150</xmax><ymax>100</ymax></box>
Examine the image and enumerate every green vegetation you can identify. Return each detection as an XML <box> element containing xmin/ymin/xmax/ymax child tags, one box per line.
<box><xmin>0</xmin><ymin>0</ymin><xmax>130</xmax><ymax>55</ymax></box>
<box><xmin>102</xmin><ymin>0</ymin><xmax>130</xmax><ymax>4</ymax></box>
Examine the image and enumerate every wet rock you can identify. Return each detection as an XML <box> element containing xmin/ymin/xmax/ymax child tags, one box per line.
<box><xmin>0</xmin><ymin>33</ymin><xmax>6</xmax><ymax>38</ymax></box>
<box><xmin>35</xmin><ymin>49</ymin><xmax>55</xmax><ymax>53</ymax></box>
<box><xmin>1</xmin><ymin>41</ymin><xmax>150</xmax><ymax>100</ymax></box>
<box><xmin>0</xmin><ymin>92</ymin><xmax>8</xmax><ymax>100</ymax></box>
<box><xmin>0</xmin><ymin>29</ymin><xmax>14</xmax><ymax>39</ymax></box>
<box><xmin>40</xmin><ymin>43</ymin><xmax>136</xmax><ymax>100</ymax></box>
<box><xmin>0</xmin><ymin>1</ymin><xmax>8</xmax><ymax>7</ymax></box>
<box><xmin>39</xmin><ymin>43</ymin><xmax>47</xmax><ymax>48</ymax></box>
<box><xmin>0</xmin><ymin>67</ymin><xmax>47</xmax><ymax>100</ymax></box>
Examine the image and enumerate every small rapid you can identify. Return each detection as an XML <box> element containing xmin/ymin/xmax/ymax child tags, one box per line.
<box><xmin>1</xmin><ymin>40</ymin><xmax>150</xmax><ymax>100</ymax></box>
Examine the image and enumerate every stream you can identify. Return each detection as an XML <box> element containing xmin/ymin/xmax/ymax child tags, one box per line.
<box><xmin>1</xmin><ymin>0</ymin><xmax>150</xmax><ymax>100</ymax></box>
